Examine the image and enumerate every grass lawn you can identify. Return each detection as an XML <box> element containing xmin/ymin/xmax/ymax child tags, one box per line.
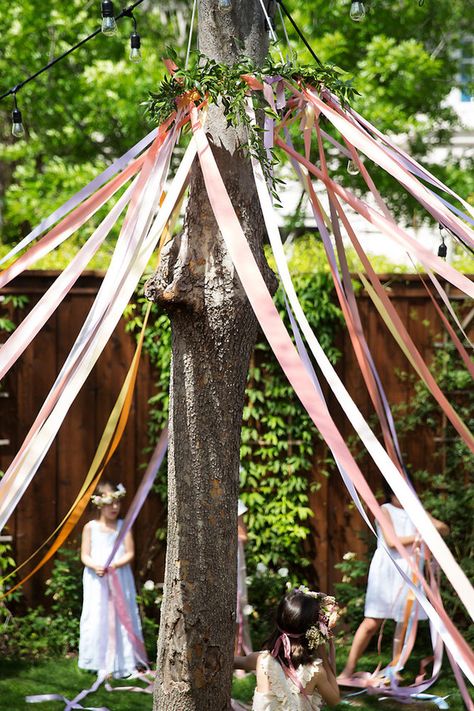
<box><xmin>0</xmin><ymin>655</ymin><xmax>470</xmax><ymax>710</ymax></box>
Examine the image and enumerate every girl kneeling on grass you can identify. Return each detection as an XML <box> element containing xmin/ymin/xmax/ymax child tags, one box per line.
<box><xmin>235</xmin><ymin>587</ymin><xmax>340</xmax><ymax>710</ymax></box>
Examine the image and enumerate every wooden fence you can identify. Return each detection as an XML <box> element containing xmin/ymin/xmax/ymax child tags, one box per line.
<box><xmin>0</xmin><ymin>271</ymin><xmax>471</xmax><ymax>604</ymax></box>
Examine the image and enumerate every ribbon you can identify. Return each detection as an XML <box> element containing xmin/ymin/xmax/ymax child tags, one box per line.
<box><xmin>190</xmin><ymin>108</ymin><xmax>474</xmax><ymax>684</ymax></box>
<box><xmin>0</xmin><ymin>304</ymin><xmax>151</xmax><ymax>597</ymax></box>
<box><xmin>0</xmin><ymin>127</ymin><xmax>158</xmax><ymax>269</ymax></box>
<box><xmin>271</xmin><ymin>632</ymin><xmax>310</xmax><ymax>699</ymax></box>
<box><xmin>0</xmin><ymin>125</ymin><xmax>194</xmax><ymax>531</ymax></box>
<box><xmin>0</xmin><ymin>179</ymin><xmax>136</xmax><ymax>381</ymax></box>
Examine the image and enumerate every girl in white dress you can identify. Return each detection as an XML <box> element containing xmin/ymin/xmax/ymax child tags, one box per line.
<box><xmin>236</xmin><ymin>587</ymin><xmax>340</xmax><ymax>710</ymax></box>
<box><xmin>338</xmin><ymin>492</ymin><xmax>449</xmax><ymax>680</ymax></box>
<box><xmin>78</xmin><ymin>480</ymin><xmax>146</xmax><ymax>678</ymax></box>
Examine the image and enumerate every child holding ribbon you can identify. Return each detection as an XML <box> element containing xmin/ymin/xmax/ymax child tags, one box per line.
<box><xmin>78</xmin><ymin>480</ymin><xmax>147</xmax><ymax>678</ymax></box>
<box><xmin>235</xmin><ymin>587</ymin><xmax>340</xmax><ymax>710</ymax></box>
<box><xmin>338</xmin><ymin>489</ymin><xmax>449</xmax><ymax>682</ymax></box>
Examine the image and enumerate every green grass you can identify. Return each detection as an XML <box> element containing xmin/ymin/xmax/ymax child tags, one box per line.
<box><xmin>0</xmin><ymin>659</ymin><xmax>153</xmax><ymax>711</ymax></box>
<box><xmin>232</xmin><ymin>646</ymin><xmax>471</xmax><ymax>711</ymax></box>
<box><xmin>0</xmin><ymin>654</ymin><xmax>470</xmax><ymax>710</ymax></box>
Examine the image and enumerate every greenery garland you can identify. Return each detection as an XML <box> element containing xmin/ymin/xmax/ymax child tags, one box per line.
<box><xmin>147</xmin><ymin>51</ymin><xmax>357</xmax><ymax>192</ymax></box>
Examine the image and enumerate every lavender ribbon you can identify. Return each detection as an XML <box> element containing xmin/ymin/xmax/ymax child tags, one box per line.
<box><xmin>104</xmin><ymin>427</ymin><xmax>168</xmax><ymax>568</ymax></box>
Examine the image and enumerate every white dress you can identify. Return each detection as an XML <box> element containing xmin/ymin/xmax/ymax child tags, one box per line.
<box><xmin>253</xmin><ymin>651</ymin><xmax>323</xmax><ymax>711</ymax></box>
<box><xmin>78</xmin><ymin>519</ymin><xmax>145</xmax><ymax>677</ymax></box>
<box><xmin>364</xmin><ymin>503</ymin><xmax>427</xmax><ymax>622</ymax></box>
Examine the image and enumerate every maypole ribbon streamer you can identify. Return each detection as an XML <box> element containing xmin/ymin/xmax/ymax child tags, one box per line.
<box><xmin>190</xmin><ymin>107</ymin><xmax>474</xmax><ymax>685</ymax></box>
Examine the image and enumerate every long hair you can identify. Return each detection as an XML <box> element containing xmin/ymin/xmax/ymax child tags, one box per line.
<box><xmin>264</xmin><ymin>590</ymin><xmax>321</xmax><ymax>668</ymax></box>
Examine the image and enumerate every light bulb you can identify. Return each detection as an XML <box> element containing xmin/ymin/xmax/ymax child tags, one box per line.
<box><xmin>347</xmin><ymin>159</ymin><xmax>359</xmax><ymax>175</ymax></box>
<box><xmin>129</xmin><ymin>31</ymin><xmax>142</xmax><ymax>63</ymax></box>
<box><xmin>101</xmin><ymin>0</ymin><xmax>117</xmax><ymax>36</ymax></box>
<box><xmin>350</xmin><ymin>1</ymin><xmax>366</xmax><ymax>21</ymax></box>
<box><xmin>11</xmin><ymin>107</ymin><xmax>24</xmax><ymax>138</ymax></box>
<box><xmin>218</xmin><ymin>0</ymin><xmax>233</xmax><ymax>12</ymax></box>
<box><xmin>437</xmin><ymin>239</ymin><xmax>447</xmax><ymax>259</ymax></box>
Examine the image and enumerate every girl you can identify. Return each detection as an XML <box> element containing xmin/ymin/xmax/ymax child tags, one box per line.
<box><xmin>338</xmin><ymin>489</ymin><xmax>449</xmax><ymax>681</ymax></box>
<box><xmin>236</xmin><ymin>587</ymin><xmax>340</xmax><ymax>710</ymax></box>
<box><xmin>78</xmin><ymin>480</ymin><xmax>146</xmax><ymax>678</ymax></box>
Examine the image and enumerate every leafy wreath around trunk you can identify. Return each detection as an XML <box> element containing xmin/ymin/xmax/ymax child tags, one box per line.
<box><xmin>147</xmin><ymin>50</ymin><xmax>358</xmax><ymax>192</ymax></box>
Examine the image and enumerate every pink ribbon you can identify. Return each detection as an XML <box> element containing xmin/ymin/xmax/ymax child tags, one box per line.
<box><xmin>190</xmin><ymin>107</ymin><xmax>474</xmax><ymax>685</ymax></box>
<box><xmin>271</xmin><ymin>632</ymin><xmax>310</xmax><ymax>699</ymax></box>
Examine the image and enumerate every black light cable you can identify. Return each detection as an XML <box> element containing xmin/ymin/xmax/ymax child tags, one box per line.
<box><xmin>0</xmin><ymin>0</ymin><xmax>146</xmax><ymax>104</ymax></box>
<box><xmin>275</xmin><ymin>0</ymin><xmax>323</xmax><ymax>66</ymax></box>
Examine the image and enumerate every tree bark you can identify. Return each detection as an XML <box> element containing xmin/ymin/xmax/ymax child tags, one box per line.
<box><xmin>145</xmin><ymin>2</ymin><xmax>275</xmax><ymax>709</ymax></box>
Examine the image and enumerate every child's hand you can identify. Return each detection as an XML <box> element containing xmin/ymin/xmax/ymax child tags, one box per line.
<box><xmin>95</xmin><ymin>566</ymin><xmax>106</xmax><ymax>577</ymax></box>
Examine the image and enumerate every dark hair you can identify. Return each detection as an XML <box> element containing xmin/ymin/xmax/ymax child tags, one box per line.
<box><xmin>383</xmin><ymin>480</ymin><xmax>393</xmax><ymax>503</ymax></box>
<box><xmin>264</xmin><ymin>590</ymin><xmax>321</xmax><ymax>668</ymax></box>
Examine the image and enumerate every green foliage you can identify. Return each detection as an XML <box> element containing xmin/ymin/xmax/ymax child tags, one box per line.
<box><xmin>0</xmin><ymin>0</ymin><xmax>186</xmax><ymax>247</ymax></box>
<box><xmin>333</xmin><ymin>551</ymin><xmax>369</xmax><ymax>633</ymax></box>
<box><xmin>0</xmin><ymin>547</ymin><xmax>82</xmax><ymax>659</ymax></box>
<box><xmin>44</xmin><ymin>546</ymin><xmax>83</xmax><ymax>652</ymax></box>
<box><xmin>148</xmin><ymin>51</ymin><xmax>357</xmax><ymax>194</ymax></box>
<box><xmin>245</xmin><ymin>563</ymin><xmax>290</xmax><ymax>648</ymax></box>
<box><xmin>0</xmin><ymin>294</ymin><xmax>29</xmax><ymax>336</ymax></box>
<box><xmin>240</xmin><ymin>269</ymin><xmax>342</xmax><ymax>571</ymax></box>
<box><xmin>135</xmin><ymin>578</ymin><xmax>163</xmax><ymax>658</ymax></box>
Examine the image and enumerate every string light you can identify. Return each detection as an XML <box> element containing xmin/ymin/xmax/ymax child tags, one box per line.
<box><xmin>123</xmin><ymin>10</ymin><xmax>142</xmax><ymax>63</ymax></box>
<box><xmin>101</xmin><ymin>0</ymin><xmax>118</xmax><ymax>36</ymax></box>
<box><xmin>438</xmin><ymin>224</ymin><xmax>448</xmax><ymax>259</ymax></box>
<box><xmin>11</xmin><ymin>94</ymin><xmax>24</xmax><ymax>138</ymax></box>
<box><xmin>350</xmin><ymin>1</ymin><xmax>366</xmax><ymax>21</ymax></box>
<box><xmin>0</xmin><ymin>0</ymin><xmax>146</xmax><ymax>135</ymax></box>
<box><xmin>346</xmin><ymin>159</ymin><xmax>359</xmax><ymax>175</ymax></box>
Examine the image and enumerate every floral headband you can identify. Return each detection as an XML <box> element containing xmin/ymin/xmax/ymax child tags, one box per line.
<box><xmin>294</xmin><ymin>585</ymin><xmax>340</xmax><ymax>649</ymax></box>
<box><xmin>91</xmin><ymin>483</ymin><xmax>126</xmax><ymax>508</ymax></box>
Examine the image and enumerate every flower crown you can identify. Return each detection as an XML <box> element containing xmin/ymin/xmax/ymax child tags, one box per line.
<box><xmin>91</xmin><ymin>483</ymin><xmax>126</xmax><ymax>508</ymax></box>
<box><xmin>295</xmin><ymin>585</ymin><xmax>340</xmax><ymax>649</ymax></box>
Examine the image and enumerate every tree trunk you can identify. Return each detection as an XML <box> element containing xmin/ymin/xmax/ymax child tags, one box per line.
<box><xmin>145</xmin><ymin>2</ymin><xmax>274</xmax><ymax>709</ymax></box>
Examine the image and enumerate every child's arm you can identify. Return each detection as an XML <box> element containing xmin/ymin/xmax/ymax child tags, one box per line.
<box><xmin>313</xmin><ymin>664</ymin><xmax>340</xmax><ymax>706</ymax></box>
<box><xmin>81</xmin><ymin>523</ymin><xmax>105</xmax><ymax>577</ymax></box>
<box><xmin>428</xmin><ymin>513</ymin><xmax>449</xmax><ymax>537</ymax></box>
<box><xmin>109</xmin><ymin>530</ymin><xmax>135</xmax><ymax>570</ymax></box>
<box><xmin>237</xmin><ymin>516</ymin><xmax>248</xmax><ymax>544</ymax></box>
<box><xmin>312</xmin><ymin>649</ymin><xmax>340</xmax><ymax>707</ymax></box>
<box><xmin>234</xmin><ymin>652</ymin><xmax>259</xmax><ymax>672</ymax></box>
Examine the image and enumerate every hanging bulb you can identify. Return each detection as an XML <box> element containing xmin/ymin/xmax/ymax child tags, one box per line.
<box><xmin>347</xmin><ymin>159</ymin><xmax>359</xmax><ymax>175</ymax></box>
<box><xmin>350</xmin><ymin>1</ymin><xmax>366</xmax><ymax>21</ymax></box>
<box><xmin>129</xmin><ymin>31</ymin><xmax>142</xmax><ymax>63</ymax></box>
<box><xmin>218</xmin><ymin>0</ymin><xmax>233</xmax><ymax>13</ymax></box>
<box><xmin>437</xmin><ymin>224</ymin><xmax>448</xmax><ymax>259</ymax></box>
<box><xmin>101</xmin><ymin>0</ymin><xmax>117</xmax><ymax>36</ymax></box>
<box><xmin>11</xmin><ymin>95</ymin><xmax>24</xmax><ymax>138</ymax></box>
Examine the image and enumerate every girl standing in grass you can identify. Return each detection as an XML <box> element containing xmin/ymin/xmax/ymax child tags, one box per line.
<box><xmin>78</xmin><ymin>480</ymin><xmax>146</xmax><ymax>678</ymax></box>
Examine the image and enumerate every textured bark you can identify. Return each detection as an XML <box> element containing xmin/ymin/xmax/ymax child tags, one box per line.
<box><xmin>146</xmin><ymin>2</ymin><xmax>275</xmax><ymax>709</ymax></box>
